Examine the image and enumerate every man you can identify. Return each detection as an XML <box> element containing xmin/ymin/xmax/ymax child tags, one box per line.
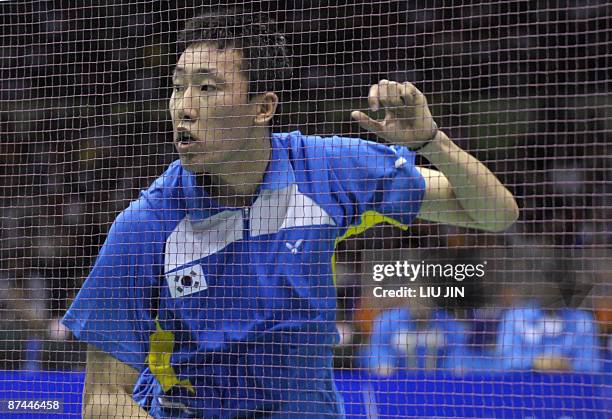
<box><xmin>62</xmin><ymin>9</ymin><xmax>518</xmax><ymax>419</ymax></box>
<box><xmin>497</xmin><ymin>281</ymin><xmax>601</xmax><ymax>373</ymax></box>
<box><xmin>360</xmin><ymin>304</ymin><xmax>468</xmax><ymax>376</ymax></box>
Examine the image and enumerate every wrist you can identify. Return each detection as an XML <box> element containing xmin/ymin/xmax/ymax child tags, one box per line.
<box><xmin>410</xmin><ymin>128</ymin><xmax>442</xmax><ymax>155</ymax></box>
<box><xmin>409</xmin><ymin>124</ymin><xmax>439</xmax><ymax>152</ymax></box>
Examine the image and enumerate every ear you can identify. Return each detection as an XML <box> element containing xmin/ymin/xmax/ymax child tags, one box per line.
<box><xmin>252</xmin><ymin>92</ymin><xmax>279</xmax><ymax>125</ymax></box>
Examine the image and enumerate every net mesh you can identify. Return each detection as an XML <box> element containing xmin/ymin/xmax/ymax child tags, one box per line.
<box><xmin>0</xmin><ymin>0</ymin><xmax>610</xmax><ymax>417</ymax></box>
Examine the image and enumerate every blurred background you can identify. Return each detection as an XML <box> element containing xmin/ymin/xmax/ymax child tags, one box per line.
<box><xmin>0</xmin><ymin>0</ymin><xmax>609</xmax><ymax>388</ymax></box>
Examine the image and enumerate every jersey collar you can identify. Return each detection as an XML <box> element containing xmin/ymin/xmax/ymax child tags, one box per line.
<box><xmin>258</xmin><ymin>132</ymin><xmax>296</xmax><ymax>192</ymax></box>
<box><xmin>181</xmin><ymin>132</ymin><xmax>297</xmax><ymax>222</ymax></box>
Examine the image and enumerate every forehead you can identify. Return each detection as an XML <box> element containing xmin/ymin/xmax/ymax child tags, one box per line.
<box><xmin>175</xmin><ymin>42</ymin><xmax>245</xmax><ymax>80</ymax></box>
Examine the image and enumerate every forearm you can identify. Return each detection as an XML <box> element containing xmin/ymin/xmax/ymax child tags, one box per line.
<box><xmin>83</xmin><ymin>386</ymin><xmax>152</xmax><ymax>418</ymax></box>
<box><xmin>83</xmin><ymin>345</ymin><xmax>151</xmax><ymax>418</ymax></box>
<box><xmin>418</xmin><ymin>130</ymin><xmax>519</xmax><ymax>231</ymax></box>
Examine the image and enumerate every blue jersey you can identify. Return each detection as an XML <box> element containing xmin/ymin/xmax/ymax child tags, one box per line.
<box><xmin>62</xmin><ymin>131</ymin><xmax>425</xmax><ymax>418</ymax></box>
<box><xmin>497</xmin><ymin>304</ymin><xmax>602</xmax><ymax>372</ymax></box>
<box><xmin>360</xmin><ymin>308</ymin><xmax>468</xmax><ymax>373</ymax></box>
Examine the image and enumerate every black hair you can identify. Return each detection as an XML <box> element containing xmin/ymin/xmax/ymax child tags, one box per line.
<box><xmin>177</xmin><ymin>8</ymin><xmax>292</xmax><ymax>101</ymax></box>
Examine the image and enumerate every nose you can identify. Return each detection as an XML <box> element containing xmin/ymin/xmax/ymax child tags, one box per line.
<box><xmin>176</xmin><ymin>87</ymin><xmax>198</xmax><ymax>122</ymax></box>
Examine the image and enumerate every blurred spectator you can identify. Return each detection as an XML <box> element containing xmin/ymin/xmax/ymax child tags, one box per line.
<box><xmin>0</xmin><ymin>270</ymin><xmax>84</xmax><ymax>371</ymax></box>
<box><xmin>333</xmin><ymin>225</ymin><xmax>404</xmax><ymax>369</ymax></box>
<box><xmin>593</xmin><ymin>278</ymin><xmax>612</xmax><ymax>373</ymax></box>
<box><xmin>496</xmin><ymin>281</ymin><xmax>602</xmax><ymax>373</ymax></box>
<box><xmin>359</xmin><ymin>304</ymin><xmax>468</xmax><ymax>376</ymax></box>
<box><xmin>444</xmin><ymin>257</ymin><xmax>531</xmax><ymax>374</ymax></box>
<box><xmin>356</xmin><ymin>245</ymin><xmax>497</xmax><ymax>375</ymax></box>
<box><xmin>0</xmin><ymin>270</ymin><xmax>48</xmax><ymax>370</ymax></box>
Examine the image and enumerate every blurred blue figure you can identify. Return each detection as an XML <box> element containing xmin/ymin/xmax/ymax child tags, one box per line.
<box><xmin>605</xmin><ymin>338</ymin><xmax>612</xmax><ymax>374</ymax></box>
<box><xmin>360</xmin><ymin>307</ymin><xmax>468</xmax><ymax>376</ymax></box>
<box><xmin>23</xmin><ymin>338</ymin><xmax>43</xmax><ymax>373</ymax></box>
<box><xmin>445</xmin><ymin>307</ymin><xmax>506</xmax><ymax>374</ymax></box>
<box><xmin>497</xmin><ymin>303</ymin><xmax>601</xmax><ymax>372</ymax></box>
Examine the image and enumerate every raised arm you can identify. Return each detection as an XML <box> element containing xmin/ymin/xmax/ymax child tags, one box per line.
<box><xmin>415</xmin><ymin>132</ymin><xmax>518</xmax><ymax>232</ymax></box>
<box><xmin>351</xmin><ymin>80</ymin><xmax>519</xmax><ymax>232</ymax></box>
<box><xmin>83</xmin><ymin>344</ymin><xmax>152</xmax><ymax>418</ymax></box>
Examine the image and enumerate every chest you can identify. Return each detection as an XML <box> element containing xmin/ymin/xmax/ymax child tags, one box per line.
<box><xmin>162</xmin><ymin>186</ymin><xmax>342</xmax><ymax>299</ymax></box>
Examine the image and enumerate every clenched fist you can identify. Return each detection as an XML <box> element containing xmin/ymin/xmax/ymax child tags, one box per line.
<box><xmin>351</xmin><ymin>80</ymin><xmax>438</xmax><ymax>149</ymax></box>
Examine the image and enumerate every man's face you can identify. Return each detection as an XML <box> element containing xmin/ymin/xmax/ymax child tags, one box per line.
<box><xmin>169</xmin><ymin>42</ymin><xmax>258</xmax><ymax>173</ymax></box>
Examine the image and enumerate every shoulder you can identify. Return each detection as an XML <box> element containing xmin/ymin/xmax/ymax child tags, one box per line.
<box><xmin>376</xmin><ymin>307</ymin><xmax>412</xmax><ymax>324</ymax></box>
<box><xmin>278</xmin><ymin>130</ymin><xmax>400</xmax><ymax>162</ymax></box>
<box><xmin>431</xmin><ymin>309</ymin><xmax>458</xmax><ymax>323</ymax></box>
<box><xmin>563</xmin><ymin>309</ymin><xmax>595</xmax><ymax>332</ymax></box>
<box><xmin>501</xmin><ymin>306</ymin><xmax>540</xmax><ymax>323</ymax></box>
<box><xmin>109</xmin><ymin>161</ymin><xmax>185</xmax><ymax>242</ymax></box>
<box><xmin>137</xmin><ymin>160</ymin><xmax>184</xmax><ymax>205</ymax></box>
<box><xmin>278</xmin><ymin>131</ymin><xmax>417</xmax><ymax>188</ymax></box>
<box><xmin>563</xmin><ymin>308</ymin><xmax>594</xmax><ymax>320</ymax></box>
<box><xmin>278</xmin><ymin>131</ymin><xmax>395</xmax><ymax>157</ymax></box>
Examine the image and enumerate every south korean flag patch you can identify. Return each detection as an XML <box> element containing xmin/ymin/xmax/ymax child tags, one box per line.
<box><xmin>166</xmin><ymin>264</ymin><xmax>207</xmax><ymax>298</ymax></box>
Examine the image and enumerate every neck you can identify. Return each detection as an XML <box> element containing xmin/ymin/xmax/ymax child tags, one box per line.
<box><xmin>197</xmin><ymin>129</ymin><xmax>272</xmax><ymax>207</ymax></box>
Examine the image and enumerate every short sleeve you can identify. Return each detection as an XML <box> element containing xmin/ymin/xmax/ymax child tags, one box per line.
<box><xmin>323</xmin><ymin>136</ymin><xmax>426</xmax><ymax>227</ymax></box>
<box><xmin>61</xmin><ymin>205</ymin><xmax>161</xmax><ymax>371</ymax></box>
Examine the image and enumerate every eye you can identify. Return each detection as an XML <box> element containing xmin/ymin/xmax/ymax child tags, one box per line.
<box><xmin>201</xmin><ymin>84</ymin><xmax>217</xmax><ymax>93</ymax></box>
<box><xmin>172</xmin><ymin>84</ymin><xmax>185</xmax><ymax>93</ymax></box>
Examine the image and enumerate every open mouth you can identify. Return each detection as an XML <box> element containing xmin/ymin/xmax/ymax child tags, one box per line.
<box><xmin>177</xmin><ymin>131</ymin><xmax>197</xmax><ymax>145</ymax></box>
